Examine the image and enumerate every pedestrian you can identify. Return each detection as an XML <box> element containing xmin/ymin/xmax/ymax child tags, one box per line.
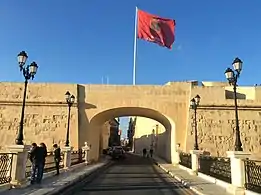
<box><xmin>28</xmin><ymin>143</ymin><xmax>38</xmax><ymax>184</ymax></box>
<box><xmin>149</xmin><ymin>148</ymin><xmax>153</xmax><ymax>158</ymax></box>
<box><xmin>142</xmin><ymin>148</ymin><xmax>147</xmax><ymax>157</ymax></box>
<box><xmin>40</xmin><ymin>143</ymin><xmax>47</xmax><ymax>168</ymax></box>
<box><xmin>36</xmin><ymin>143</ymin><xmax>47</xmax><ymax>183</ymax></box>
<box><xmin>53</xmin><ymin>144</ymin><xmax>61</xmax><ymax>175</ymax></box>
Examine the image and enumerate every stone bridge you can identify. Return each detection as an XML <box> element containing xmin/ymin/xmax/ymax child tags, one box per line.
<box><xmin>0</xmin><ymin>81</ymin><xmax>261</xmax><ymax>162</ymax></box>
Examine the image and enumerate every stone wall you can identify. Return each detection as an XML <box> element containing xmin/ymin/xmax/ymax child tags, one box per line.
<box><xmin>186</xmin><ymin>106</ymin><xmax>261</xmax><ymax>158</ymax></box>
<box><xmin>0</xmin><ymin>82</ymin><xmax>78</xmax><ymax>151</ymax></box>
<box><xmin>99</xmin><ymin>121</ymin><xmax>110</xmax><ymax>153</ymax></box>
<box><xmin>0</xmin><ymin>104</ymin><xmax>77</xmax><ymax>151</ymax></box>
<box><xmin>187</xmin><ymin>82</ymin><xmax>261</xmax><ymax>158</ymax></box>
<box><xmin>0</xmin><ymin>81</ymin><xmax>260</xmax><ymax>161</ymax></box>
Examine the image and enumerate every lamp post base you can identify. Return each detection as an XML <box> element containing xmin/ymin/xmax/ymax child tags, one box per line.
<box><xmin>193</xmin><ymin>146</ymin><xmax>199</xmax><ymax>150</ymax></box>
<box><xmin>226</xmin><ymin>151</ymin><xmax>251</xmax><ymax>194</ymax></box>
<box><xmin>235</xmin><ymin>146</ymin><xmax>243</xmax><ymax>152</ymax></box>
<box><xmin>190</xmin><ymin>150</ymin><xmax>202</xmax><ymax>175</ymax></box>
<box><xmin>62</xmin><ymin>146</ymin><xmax>73</xmax><ymax>170</ymax></box>
<box><xmin>7</xmin><ymin>145</ymin><xmax>31</xmax><ymax>187</ymax></box>
<box><xmin>15</xmin><ymin>139</ymin><xmax>23</xmax><ymax>145</ymax></box>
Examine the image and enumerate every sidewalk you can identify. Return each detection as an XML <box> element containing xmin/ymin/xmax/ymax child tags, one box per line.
<box><xmin>153</xmin><ymin>156</ymin><xmax>231</xmax><ymax>195</ymax></box>
<box><xmin>0</xmin><ymin>159</ymin><xmax>110</xmax><ymax>195</ymax></box>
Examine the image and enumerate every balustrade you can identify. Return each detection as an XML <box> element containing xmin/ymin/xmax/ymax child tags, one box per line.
<box><xmin>0</xmin><ymin>153</ymin><xmax>14</xmax><ymax>184</ymax></box>
<box><xmin>198</xmin><ymin>155</ymin><xmax>231</xmax><ymax>183</ymax></box>
<box><xmin>179</xmin><ymin>152</ymin><xmax>191</xmax><ymax>169</ymax></box>
<box><xmin>244</xmin><ymin>159</ymin><xmax>261</xmax><ymax>194</ymax></box>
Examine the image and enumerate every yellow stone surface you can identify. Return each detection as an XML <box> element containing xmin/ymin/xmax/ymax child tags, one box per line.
<box><xmin>99</xmin><ymin>121</ymin><xmax>110</xmax><ymax>152</ymax></box>
<box><xmin>133</xmin><ymin>117</ymin><xmax>166</xmax><ymax>159</ymax></box>
<box><xmin>0</xmin><ymin>81</ymin><xmax>260</xmax><ymax>162</ymax></box>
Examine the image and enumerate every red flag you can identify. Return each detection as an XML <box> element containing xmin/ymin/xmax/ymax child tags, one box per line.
<box><xmin>137</xmin><ymin>9</ymin><xmax>175</xmax><ymax>49</ymax></box>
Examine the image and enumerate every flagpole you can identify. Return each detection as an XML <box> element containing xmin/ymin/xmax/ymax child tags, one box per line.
<box><xmin>132</xmin><ymin>6</ymin><xmax>138</xmax><ymax>85</ymax></box>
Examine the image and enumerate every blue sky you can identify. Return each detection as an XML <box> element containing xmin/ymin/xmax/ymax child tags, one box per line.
<box><xmin>1</xmin><ymin>1</ymin><xmax>261</xmax><ymax>85</ymax></box>
<box><xmin>1</xmin><ymin>1</ymin><xmax>261</xmax><ymax>136</ymax></box>
<box><xmin>119</xmin><ymin>117</ymin><xmax>129</xmax><ymax>139</ymax></box>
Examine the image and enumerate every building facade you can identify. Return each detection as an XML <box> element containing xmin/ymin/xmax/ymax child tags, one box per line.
<box><xmin>108</xmin><ymin>118</ymin><xmax>120</xmax><ymax>146</ymax></box>
<box><xmin>127</xmin><ymin>117</ymin><xmax>136</xmax><ymax>149</ymax></box>
<box><xmin>133</xmin><ymin>117</ymin><xmax>165</xmax><ymax>154</ymax></box>
<box><xmin>99</xmin><ymin>121</ymin><xmax>110</xmax><ymax>152</ymax></box>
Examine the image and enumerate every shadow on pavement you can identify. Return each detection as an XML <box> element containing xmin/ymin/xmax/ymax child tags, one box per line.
<box><xmin>79</xmin><ymin>154</ymin><xmax>192</xmax><ymax>194</ymax></box>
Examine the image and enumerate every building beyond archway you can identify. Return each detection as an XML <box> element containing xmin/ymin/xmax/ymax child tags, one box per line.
<box><xmin>90</xmin><ymin>107</ymin><xmax>176</xmax><ymax>162</ymax></box>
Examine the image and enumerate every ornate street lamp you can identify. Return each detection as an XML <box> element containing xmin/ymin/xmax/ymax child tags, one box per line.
<box><xmin>225</xmin><ymin>57</ymin><xmax>243</xmax><ymax>151</ymax></box>
<box><xmin>16</xmin><ymin>51</ymin><xmax>38</xmax><ymax>145</ymax></box>
<box><xmin>65</xmin><ymin>91</ymin><xmax>75</xmax><ymax>147</ymax></box>
<box><xmin>190</xmin><ymin>94</ymin><xmax>201</xmax><ymax>150</ymax></box>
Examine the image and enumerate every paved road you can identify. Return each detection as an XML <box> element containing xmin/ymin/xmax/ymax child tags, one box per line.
<box><xmin>61</xmin><ymin>154</ymin><xmax>196</xmax><ymax>195</ymax></box>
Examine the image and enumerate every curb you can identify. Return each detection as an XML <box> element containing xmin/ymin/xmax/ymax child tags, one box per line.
<box><xmin>153</xmin><ymin>160</ymin><xmax>205</xmax><ymax>195</ymax></box>
<box><xmin>47</xmin><ymin>160</ymin><xmax>112</xmax><ymax>195</ymax></box>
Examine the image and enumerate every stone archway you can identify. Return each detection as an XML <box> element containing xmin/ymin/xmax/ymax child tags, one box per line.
<box><xmin>89</xmin><ymin>107</ymin><xmax>176</xmax><ymax>163</ymax></box>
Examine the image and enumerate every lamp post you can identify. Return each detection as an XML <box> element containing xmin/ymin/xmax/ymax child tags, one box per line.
<box><xmin>190</xmin><ymin>94</ymin><xmax>201</xmax><ymax>150</ymax></box>
<box><xmin>16</xmin><ymin>51</ymin><xmax>38</xmax><ymax>145</ymax></box>
<box><xmin>225</xmin><ymin>57</ymin><xmax>243</xmax><ymax>151</ymax></box>
<box><xmin>65</xmin><ymin>91</ymin><xmax>75</xmax><ymax>147</ymax></box>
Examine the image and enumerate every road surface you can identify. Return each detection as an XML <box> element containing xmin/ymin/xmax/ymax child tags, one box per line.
<box><xmin>61</xmin><ymin>154</ymin><xmax>196</xmax><ymax>195</ymax></box>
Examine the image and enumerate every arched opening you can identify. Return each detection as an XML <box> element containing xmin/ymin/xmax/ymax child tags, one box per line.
<box><xmin>89</xmin><ymin>107</ymin><xmax>176</xmax><ymax>163</ymax></box>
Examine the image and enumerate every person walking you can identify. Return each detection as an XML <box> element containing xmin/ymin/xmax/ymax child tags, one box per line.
<box><xmin>149</xmin><ymin>148</ymin><xmax>154</xmax><ymax>158</ymax></box>
<box><xmin>142</xmin><ymin>148</ymin><xmax>147</xmax><ymax>157</ymax></box>
<box><xmin>53</xmin><ymin>144</ymin><xmax>61</xmax><ymax>175</ymax></box>
<box><xmin>36</xmin><ymin>143</ymin><xmax>47</xmax><ymax>183</ymax></box>
<box><xmin>28</xmin><ymin>143</ymin><xmax>38</xmax><ymax>184</ymax></box>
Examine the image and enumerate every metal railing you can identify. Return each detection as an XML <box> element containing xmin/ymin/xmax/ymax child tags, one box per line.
<box><xmin>0</xmin><ymin>153</ymin><xmax>14</xmax><ymax>184</ymax></box>
<box><xmin>179</xmin><ymin>152</ymin><xmax>192</xmax><ymax>169</ymax></box>
<box><xmin>26</xmin><ymin>152</ymin><xmax>64</xmax><ymax>177</ymax></box>
<box><xmin>0</xmin><ymin>149</ymin><xmax>86</xmax><ymax>182</ymax></box>
<box><xmin>44</xmin><ymin>152</ymin><xmax>64</xmax><ymax>172</ymax></box>
<box><xmin>244</xmin><ymin>159</ymin><xmax>261</xmax><ymax>193</ymax></box>
<box><xmin>198</xmin><ymin>155</ymin><xmax>231</xmax><ymax>183</ymax></box>
<box><xmin>71</xmin><ymin>149</ymin><xmax>85</xmax><ymax>166</ymax></box>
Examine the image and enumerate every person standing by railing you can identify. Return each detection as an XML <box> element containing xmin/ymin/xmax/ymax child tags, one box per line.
<box><xmin>37</xmin><ymin>143</ymin><xmax>47</xmax><ymax>183</ymax></box>
<box><xmin>53</xmin><ymin>144</ymin><xmax>61</xmax><ymax>175</ymax></box>
<box><xmin>28</xmin><ymin>143</ymin><xmax>38</xmax><ymax>184</ymax></box>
